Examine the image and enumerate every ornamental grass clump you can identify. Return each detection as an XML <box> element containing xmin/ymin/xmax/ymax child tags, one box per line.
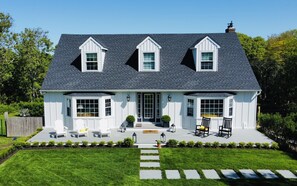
<box><xmin>187</xmin><ymin>141</ymin><xmax>195</xmax><ymax>148</ymax></box>
<box><xmin>99</xmin><ymin>141</ymin><xmax>106</xmax><ymax>147</ymax></box>
<box><xmin>48</xmin><ymin>140</ymin><xmax>55</xmax><ymax>147</ymax></box>
<box><xmin>117</xmin><ymin>141</ymin><xmax>123</xmax><ymax>147</ymax></box>
<box><xmin>204</xmin><ymin>142</ymin><xmax>212</xmax><ymax>147</ymax></box>
<box><xmin>123</xmin><ymin>138</ymin><xmax>134</xmax><ymax>147</ymax></box>
<box><xmin>228</xmin><ymin>142</ymin><xmax>237</xmax><ymax>148</ymax></box>
<box><xmin>195</xmin><ymin>141</ymin><xmax>203</xmax><ymax>148</ymax></box>
<box><xmin>271</xmin><ymin>142</ymin><xmax>279</xmax><ymax>150</ymax></box>
<box><xmin>57</xmin><ymin>142</ymin><xmax>64</xmax><ymax>147</ymax></box>
<box><xmin>246</xmin><ymin>142</ymin><xmax>254</xmax><ymax>148</ymax></box>
<box><xmin>178</xmin><ymin>140</ymin><xmax>187</xmax><ymax>147</ymax></box>
<box><xmin>73</xmin><ymin>142</ymin><xmax>80</xmax><ymax>148</ymax></box>
<box><xmin>255</xmin><ymin>142</ymin><xmax>261</xmax><ymax>149</ymax></box>
<box><xmin>90</xmin><ymin>142</ymin><xmax>98</xmax><ymax>147</ymax></box>
<box><xmin>40</xmin><ymin>142</ymin><xmax>47</xmax><ymax>147</ymax></box>
<box><xmin>107</xmin><ymin>141</ymin><xmax>114</xmax><ymax>147</ymax></box>
<box><xmin>166</xmin><ymin>139</ymin><xmax>178</xmax><ymax>147</ymax></box>
<box><xmin>212</xmin><ymin>141</ymin><xmax>220</xmax><ymax>148</ymax></box>
<box><xmin>65</xmin><ymin>140</ymin><xmax>73</xmax><ymax>147</ymax></box>
<box><xmin>262</xmin><ymin>142</ymin><xmax>270</xmax><ymax>149</ymax></box>
<box><xmin>82</xmin><ymin>141</ymin><xmax>89</xmax><ymax>147</ymax></box>
<box><xmin>220</xmin><ymin>143</ymin><xmax>228</xmax><ymax>148</ymax></box>
<box><xmin>238</xmin><ymin>142</ymin><xmax>246</xmax><ymax>148</ymax></box>
<box><xmin>32</xmin><ymin>141</ymin><xmax>40</xmax><ymax>147</ymax></box>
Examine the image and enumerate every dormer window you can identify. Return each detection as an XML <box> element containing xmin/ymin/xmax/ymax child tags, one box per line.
<box><xmin>191</xmin><ymin>36</ymin><xmax>220</xmax><ymax>72</ymax></box>
<box><xmin>143</xmin><ymin>53</ymin><xmax>155</xmax><ymax>70</ymax></box>
<box><xmin>86</xmin><ymin>53</ymin><xmax>98</xmax><ymax>70</ymax></box>
<box><xmin>136</xmin><ymin>36</ymin><xmax>161</xmax><ymax>72</ymax></box>
<box><xmin>79</xmin><ymin>37</ymin><xmax>107</xmax><ymax>72</ymax></box>
<box><xmin>201</xmin><ymin>52</ymin><xmax>213</xmax><ymax>70</ymax></box>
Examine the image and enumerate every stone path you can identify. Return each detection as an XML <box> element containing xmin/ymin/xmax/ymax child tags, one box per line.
<box><xmin>138</xmin><ymin>146</ymin><xmax>297</xmax><ymax>180</ymax></box>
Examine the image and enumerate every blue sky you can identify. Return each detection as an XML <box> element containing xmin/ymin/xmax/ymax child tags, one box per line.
<box><xmin>1</xmin><ymin>0</ymin><xmax>297</xmax><ymax>45</ymax></box>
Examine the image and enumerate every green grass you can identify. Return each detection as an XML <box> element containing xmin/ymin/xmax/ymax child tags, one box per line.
<box><xmin>0</xmin><ymin>113</ymin><xmax>18</xmax><ymax>135</ymax></box>
<box><xmin>0</xmin><ymin>148</ymin><xmax>297</xmax><ymax>185</ymax></box>
<box><xmin>0</xmin><ymin>137</ymin><xmax>14</xmax><ymax>154</ymax></box>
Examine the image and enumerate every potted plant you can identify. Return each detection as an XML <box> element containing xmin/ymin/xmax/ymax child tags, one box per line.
<box><xmin>161</xmin><ymin>115</ymin><xmax>171</xmax><ymax>127</ymax></box>
<box><xmin>126</xmin><ymin>115</ymin><xmax>135</xmax><ymax>128</ymax></box>
<box><xmin>156</xmin><ymin>140</ymin><xmax>161</xmax><ymax>148</ymax></box>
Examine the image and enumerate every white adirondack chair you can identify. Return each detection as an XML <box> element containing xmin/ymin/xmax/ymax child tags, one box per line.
<box><xmin>73</xmin><ymin>119</ymin><xmax>88</xmax><ymax>138</ymax></box>
<box><xmin>99</xmin><ymin>123</ymin><xmax>111</xmax><ymax>138</ymax></box>
<box><xmin>53</xmin><ymin>120</ymin><xmax>67</xmax><ymax>138</ymax></box>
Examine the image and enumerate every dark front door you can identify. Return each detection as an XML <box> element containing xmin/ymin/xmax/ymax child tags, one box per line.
<box><xmin>143</xmin><ymin>93</ymin><xmax>155</xmax><ymax>122</ymax></box>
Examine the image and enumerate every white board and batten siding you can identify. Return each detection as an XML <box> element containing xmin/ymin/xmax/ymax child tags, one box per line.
<box><xmin>137</xmin><ymin>37</ymin><xmax>161</xmax><ymax>72</ymax></box>
<box><xmin>79</xmin><ymin>37</ymin><xmax>106</xmax><ymax>72</ymax></box>
<box><xmin>44</xmin><ymin>93</ymin><xmax>65</xmax><ymax>128</ymax></box>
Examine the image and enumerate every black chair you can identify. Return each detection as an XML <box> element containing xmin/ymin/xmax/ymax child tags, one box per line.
<box><xmin>195</xmin><ymin>117</ymin><xmax>211</xmax><ymax>136</ymax></box>
<box><xmin>219</xmin><ymin>117</ymin><xmax>232</xmax><ymax>137</ymax></box>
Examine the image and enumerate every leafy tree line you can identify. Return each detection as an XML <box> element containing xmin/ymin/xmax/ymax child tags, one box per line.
<box><xmin>238</xmin><ymin>30</ymin><xmax>297</xmax><ymax>115</ymax></box>
<box><xmin>0</xmin><ymin>12</ymin><xmax>54</xmax><ymax>104</ymax></box>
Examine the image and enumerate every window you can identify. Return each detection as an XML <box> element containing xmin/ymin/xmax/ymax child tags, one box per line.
<box><xmin>66</xmin><ymin>98</ymin><xmax>71</xmax><ymax>116</ymax></box>
<box><xmin>201</xmin><ymin>99</ymin><xmax>223</xmax><ymax>117</ymax></box>
<box><xmin>143</xmin><ymin>53</ymin><xmax>155</xmax><ymax>70</ymax></box>
<box><xmin>187</xmin><ymin>99</ymin><xmax>194</xmax><ymax>116</ymax></box>
<box><xmin>229</xmin><ymin>98</ymin><xmax>233</xmax><ymax>116</ymax></box>
<box><xmin>76</xmin><ymin>99</ymin><xmax>99</xmax><ymax>117</ymax></box>
<box><xmin>155</xmin><ymin>93</ymin><xmax>161</xmax><ymax>119</ymax></box>
<box><xmin>201</xmin><ymin>52</ymin><xmax>213</xmax><ymax>70</ymax></box>
<box><xmin>105</xmin><ymin>99</ymin><xmax>111</xmax><ymax>116</ymax></box>
<box><xmin>86</xmin><ymin>53</ymin><xmax>98</xmax><ymax>70</ymax></box>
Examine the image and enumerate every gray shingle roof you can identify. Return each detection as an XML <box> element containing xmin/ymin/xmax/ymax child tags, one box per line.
<box><xmin>42</xmin><ymin>33</ymin><xmax>261</xmax><ymax>91</ymax></box>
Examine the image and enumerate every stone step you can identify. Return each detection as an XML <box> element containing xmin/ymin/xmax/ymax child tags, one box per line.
<box><xmin>221</xmin><ymin>169</ymin><xmax>240</xmax><ymax>179</ymax></box>
<box><xmin>140</xmin><ymin>155</ymin><xmax>160</xmax><ymax>160</ymax></box>
<box><xmin>257</xmin><ymin>169</ymin><xmax>278</xmax><ymax>179</ymax></box>
<box><xmin>140</xmin><ymin>162</ymin><xmax>160</xmax><ymax>168</ymax></box>
<box><xmin>239</xmin><ymin>169</ymin><xmax>259</xmax><ymax>179</ymax></box>
<box><xmin>138</xmin><ymin>144</ymin><xmax>157</xmax><ymax>149</ymax></box>
<box><xmin>183</xmin><ymin>170</ymin><xmax>200</xmax><ymax>179</ymax></box>
<box><xmin>141</xmin><ymin>150</ymin><xmax>159</xmax><ymax>154</ymax></box>
<box><xmin>202</xmin><ymin>169</ymin><xmax>220</xmax><ymax>179</ymax></box>
<box><xmin>276</xmin><ymin>170</ymin><xmax>297</xmax><ymax>179</ymax></box>
<box><xmin>165</xmin><ymin>170</ymin><xmax>181</xmax><ymax>179</ymax></box>
<box><xmin>140</xmin><ymin>170</ymin><xmax>162</xmax><ymax>179</ymax></box>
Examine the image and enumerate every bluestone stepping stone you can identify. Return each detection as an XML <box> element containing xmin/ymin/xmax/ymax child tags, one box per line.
<box><xmin>140</xmin><ymin>162</ymin><xmax>160</xmax><ymax>168</ymax></box>
<box><xmin>202</xmin><ymin>169</ymin><xmax>220</xmax><ymax>179</ymax></box>
<box><xmin>184</xmin><ymin>170</ymin><xmax>200</xmax><ymax>179</ymax></box>
<box><xmin>140</xmin><ymin>170</ymin><xmax>162</xmax><ymax>179</ymax></box>
<box><xmin>141</xmin><ymin>150</ymin><xmax>159</xmax><ymax>154</ymax></box>
<box><xmin>276</xmin><ymin>170</ymin><xmax>297</xmax><ymax>179</ymax></box>
<box><xmin>221</xmin><ymin>169</ymin><xmax>240</xmax><ymax>179</ymax></box>
<box><xmin>257</xmin><ymin>169</ymin><xmax>278</xmax><ymax>179</ymax></box>
<box><xmin>165</xmin><ymin>170</ymin><xmax>181</xmax><ymax>179</ymax></box>
<box><xmin>140</xmin><ymin>155</ymin><xmax>160</xmax><ymax>160</ymax></box>
<box><xmin>138</xmin><ymin>144</ymin><xmax>156</xmax><ymax>148</ymax></box>
<box><xmin>239</xmin><ymin>169</ymin><xmax>259</xmax><ymax>179</ymax></box>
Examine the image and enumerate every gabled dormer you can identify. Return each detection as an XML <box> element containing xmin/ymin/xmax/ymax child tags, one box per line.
<box><xmin>136</xmin><ymin>36</ymin><xmax>161</xmax><ymax>72</ymax></box>
<box><xmin>191</xmin><ymin>36</ymin><xmax>220</xmax><ymax>72</ymax></box>
<box><xmin>79</xmin><ymin>37</ymin><xmax>107</xmax><ymax>72</ymax></box>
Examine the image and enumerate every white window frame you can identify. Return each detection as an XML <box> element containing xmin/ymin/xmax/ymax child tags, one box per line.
<box><xmin>200</xmin><ymin>98</ymin><xmax>224</xmax><ymax>118</ymax></box>
<box><xmin>187</xmin><ymin>99</ymin><xmax>194</xmax><ymax>117</ymax></box>
<box><xmin>85</xmin><ymin>52</ymin><xmax>99</xmax><ymax>71</ymax></box>
<box><xmin>200</xmin><ymin>52</ymin><xmax>214</xmax><ymax>70</ymax></box>
<box><xmin>66</xmin><ymin>98</ymin><xmax>72</xmax><ymax>117</ymax></box>
<box><xmin>105</xmin><ymin>98</ymin><xmax>112</xmax><ymax>117</ymax></box>
<box><xmin>143</xmin><ymin>52</ymin><xmax>156</xmax><ymax>71</ymax></box>
<box><xmin>75</xmin><ymin>97</ymin><xmax>100</xmax><ymax>118</ymax></box>
<box><xmin>229</xmin><ymin>97</ymin><xmax>234</xmax><ymax>117</ymax></box>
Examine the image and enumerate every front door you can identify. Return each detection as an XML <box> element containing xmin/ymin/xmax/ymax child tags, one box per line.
<box><xmin>143</xmin><ymin>93</ymin><xmax>155</xmax><ymax>122</ymax></box>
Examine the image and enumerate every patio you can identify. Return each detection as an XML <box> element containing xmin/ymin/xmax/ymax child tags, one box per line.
<box><xmin>28</xmin><ymin>127</ymin><xmax>274</xmax><ymax>145</ymax></box>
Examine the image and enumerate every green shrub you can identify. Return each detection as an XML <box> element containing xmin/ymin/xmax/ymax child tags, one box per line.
<box><xmin>271</xmin><ymin>142</ymin><xmax>279</xmax><ymax>150</ymax></box>
<box><xmin>187</xmin><ymin>141</ymin><xmax>195</xmax><ymax>148</ymax></box>
<box><xmin>212</xmin><ymin>141</ymin><xmax>220</xmax><ymax>148</ymax></box>
<box><xmin>36</xmin><ymin>128</ymin><xmax>43</xmax><ymax>132</ymax></box>
<box><xmin>239</xmin><ymin>142</ymin><xmax>246</xmax><ymax>148</ymax></box>
<box><xmin>73</xmin><ymin>142</ymin><xmax>80</xmax><ymax>148</ymax></box>
<box><xmin>161</xmin><ymin>115</ymin><xmax>171</xmax><ymax>123</ymax></box>
<box><xmin>204</xmin><ymin>142</ymin><xmax>212</xmax><ymax>147</ymax></box>
<box><xmin>166</xmin><ymin>139</ymin><xmax>178</xmax><ymax>147</ymax></box>
<box><xmin>126</xmin><ymin>115</ymin><xmax>135</xmax><ymax>123</ymax></box>
<box><xmin>262</xmin><ymin>143</ymin><xmax>270</xmax><ymax>149</ymax></box>
<box><xmin>0</xmin><ymin>146</ymin><xmax>16</xmax><ymax>160</ymax></box>
<box><xmin>107</xmin><ymin>141</ymin><xmax>114</xmax><ymax>147</ymax></box>
<box><xmin>255</xmin><ymin>142</ymin><xmax>261</xmax><ymax>149</ymax></box>
<box><xmin>90</xmin><ymin>142</ymin><xmax>98</xmax><ymax>147</ymax></box>
<box><xmin>57</xmin><ymin>142</ymin><xmax>64</xmax><ymax>147</ymax></box>
<box><xmin>65</xmin><ymin>140</ymin><xmax>73</xmax><ymax>147</ymax></box>
<box><xmin>228</xmin><ymin>142</ymin><xmax>237</xmax><ymax>148</ymax></box>
<box><xmin>195</xmin><ymin>141</ymin><xmax>203</xmax><ymax>148</ymax></box>
<box><xmin>220</xmin><ymin>143</ymin><xmax>228</xmax><ymax>148</ymax></box>
<box><xmin>32</xmin><ymin>141</ymin><xmax>39</xmax><ymax>147</ymax></box>
<box><xmin>48</xmin><ymin>140</ymin><xmax>55</xmax><ymax>147</ymax></box>
<box><xmin>99</xmin><ymin>141</ymin><xmax>106</xmax><ymax>146</ymax></box>
<box><xmin>246</xmin><ymin>142</ymin><xmax>254</xmax><ymax>148</ymax></box>
<box><xmin>13</xmin><ymin>141</ymin><xmax>25</xmax><ymax>149</ymax></box>
<box><xmin>0</xmin><ymin>104</ymin><xmax>18</xmax><ymax>115</ymax></box>
<box><xmin>178</xmin><ymin>140</ymin><xmax>186</xmax><ymax>147</ymax></box>
<box><xmin>40</xmin><ymin>142</ymin><xmax>47</xmax><ymax>147</ymax></box>
<box><xmin>23</xmin><ymin>142</ymin><xmax>31</xmax><ymax>148</ymax></box>
<box><xmin>123</xmin><ymin>138</ymin><xmax>134</xmax><ymax>147</ymax></box>
<box><xmin>18</xmin><ymin>101</ymin><xmax>44</xmax><ymax>117</ymax></box>
<box><xmin>117</xmin><ymin>141</ymin><xmax>123</xmax><ymax>147</ymax></box>
<box><xmin>82</xmin><ymin>141</ymin><xmax>89</xmax><ymax>147</ymax></box>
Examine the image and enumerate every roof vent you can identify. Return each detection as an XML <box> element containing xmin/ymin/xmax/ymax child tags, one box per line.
<box><xmin>225</xmin><ymin>21</ymin><xmax>236</xmax><ymax>33</ymax></box>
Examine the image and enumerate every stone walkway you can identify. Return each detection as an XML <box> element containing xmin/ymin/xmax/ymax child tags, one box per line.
<box><xmin>138</xmin><ymin>146</ymin><xmax>297</xmax><ymax>180</ymax></box>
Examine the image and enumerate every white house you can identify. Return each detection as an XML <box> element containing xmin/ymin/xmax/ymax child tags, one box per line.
<box><xmin>41</xmin><ymin>25</ymin><xmax>261</xmax><ymax>131</ymax></box>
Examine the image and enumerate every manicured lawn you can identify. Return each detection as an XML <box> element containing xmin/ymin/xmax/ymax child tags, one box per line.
<box><xmin>0</xmin><ymin>137</ymin><xmax>14</xmax><ymax>154</ymax></box>
<box><xmin>0</xmin><ymin>148</ymin><xmax>297</xmax><ymax>185</ymax></box>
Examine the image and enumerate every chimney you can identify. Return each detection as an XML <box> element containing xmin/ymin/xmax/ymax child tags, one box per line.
<box><xmin>225</xmin><ymin>21</ymin><xmax>236</xmax><ymax>33</ymax></box>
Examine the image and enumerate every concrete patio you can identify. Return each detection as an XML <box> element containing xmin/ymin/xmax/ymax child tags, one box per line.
<box><xmin>28</xmin><ymin>127</ymin><xmax>274</xmax><ymax>145</ymax></box>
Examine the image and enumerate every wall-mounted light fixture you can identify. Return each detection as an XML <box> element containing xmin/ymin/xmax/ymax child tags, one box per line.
<box><xmin>167</xmin><ymin>95</ymin><xmax>172</xmax><ymax>102</ymax></box>
<box><xmin>127</xmin><ymin>94</ymin><xmax>130</xmax><ymax>102</ymax></box>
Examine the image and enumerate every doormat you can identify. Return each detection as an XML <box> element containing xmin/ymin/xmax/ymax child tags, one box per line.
<box><xmin>135</xmin><ymin>123</ymin><xmax>142</xmax><ymax>127</ymax></box>
<box><xmin>143</xmin><ymin>130</ymin><xmax>159</xmax><ymax>134</ymax></box>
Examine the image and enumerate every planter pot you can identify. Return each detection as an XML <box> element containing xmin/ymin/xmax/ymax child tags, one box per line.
<box><xmin>127</xmin><ymin>122</ymin><xmax>134</xmax><ymax>128</ymax></box>
<box><xmin>162</xmin><ymin>121</ymin><xmax>169</xmax><ymax>128</ymax></box>
<box><xmin>157</xmin><ymin>144</ymin><xmax>161</xmax><ymax>149</ymax></box>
